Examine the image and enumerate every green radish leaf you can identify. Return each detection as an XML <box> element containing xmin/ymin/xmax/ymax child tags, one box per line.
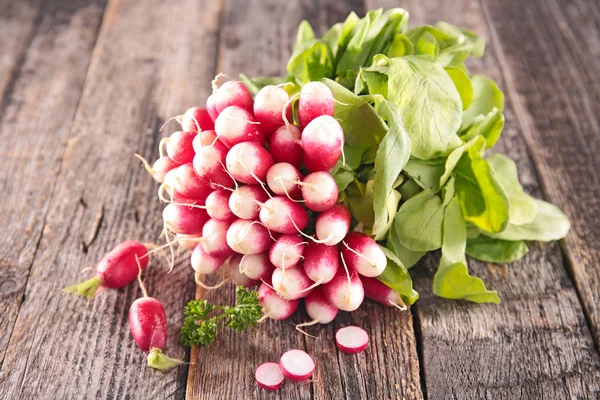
<box><xmin>398</xmin><ymin>178</ymin><xmax>422</xmax><ymax>201</ymax></box>
<box><xmin>414</xmin><ymin>32</ymin><xmax>440</xmax><ymax>57</ymax></box>
<box><xmin>387</xmin><ymin>33</ymin><xmax>414</xmax><ymax>58</ymax></box>
<box><xmin>403</xmin><ymin>157</ymin><xmax>446</xmax><ymax>192</ymax></box>
<box><xmin>387</xmin><ymin>224</ymin><xmax>426</xmax><ymax>268</ymax></box>
<box><xmin>466</xmin><ymin>236</ymin><xmax>528</xmax><ymax>263</ymax></box>
<box><xmin>460</xmin><ymin>107</ymin><xmax>504</xmax><ymax>149</ymax></box>
<box><xmin>322</xmin><ymin>12</ymin><xmax>360</xmax><ymax>60</ymax></box>
<box><xmin>445</xmin><ymin>66</ymin><xmax>473</xmax><ymax>110</ymax></box>
<box><xmin>294</xmin><ymin>20</ymin><xmax>315</xmax><ymax>52</ymax></box>
<box><xmin>373</xmin><ymin>189</ymin><xmax>402</xmax><ymax>240</ymax></box>
<box><xmin>379</xmin><ymin>247</ymin><xmax>419</xmax><ymax>306</ymax></box>
<box><xmin>393</xmin><ymin>189</ymin><xmax>444</xmax><ymax>251</ymax></box>
<box><xmin>287</xmin><ymin>40</ymin><xmax>333</xmax><ymax>84</ymax></box>
<box><xmin>462</xmin><ymin>75</ymin><xmax>504</xmax><ymax>129</ymax></box>
<box><xmin>332</xmin><ymin>169</ymin><xmax>354</xmax><ymax>191</ymax></box>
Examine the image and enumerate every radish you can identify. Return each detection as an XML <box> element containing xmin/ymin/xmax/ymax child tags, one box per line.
<box><xmin>335</xmin><ymin>326</ymin><xmax>369</xmax><ymax>354</ymax></box>
<box><xmin>253</xmin><ymin>85</ymin><xmax>291</xmax><ymax>138</ymax></box>
<box><xmin>323</xmin><ymin>267</ymin><xmax>364</xmax><ymax>312</ymax></box>
<box><xmin>205</xmin><ymin>190</ymin><xmax>235</xmax><ymax>222</ymax></box>
<box><xmin>192</xmin><ymin>130</ymin><xmax>218</xmax><ymax>153</ymax></box>
<box><xmin>279</xmin><ymin>349</ymin><xmax>315</xmax><ymax>381</ymax></box>
<box><xmin>269</xmin><ymin>235</ymin><xmax>305</xmax><ymax>270</ymax></box>
<box><xmin>180</xmin><ymin>107</ymin><xmax>214</xmax><ymax>133</ymax></box>
<box><xmin>191</xmin><ymin>243</ymin><xmax>227</xmax><ymax>274</ymax></box>
<box><xmin>295</xmin><ymin>287</ymin><xmax>339</xmax><ymax>335</ymax></box>
<box><xmin>226</xmin><ymin>142</ymin><xmax>273</xmax><ymax>184</ymax></box>
<box><xmin>163</xmin><ymin>130</ymin><xmax>196</xmax><ymax>164</ymax></box>
<box><xmin>135</xmin><ymin>154</ymin><xmax>180</xmax><ymax>184</ymax></box>
<box><xmin>298</xmin><ymin>81</ymin><xmax>334</xmax><ymax>130</ymax></box>
<box><xmin>269</xmin><ymin>124</ymin><xmax>302</xmax><ymax>168</ymax></box>
<box><xmin>227</xmin><ymin>257</ymin><xmax>259</xmax><ymax>287</ymax></box>
<box><xmin>212</xmin><ymin>81</ymin><xmax>254</xmax><ymax>114</ymax></box>
<box><xmin>266</xmin><ymin>163</ymin><xmax>302</xmax><ymax>200</ymax></box>
<box><xmin>226</xmin><ymin>219</ymin><xmax>272</xmax><ymax>255</ymax></box>
<box><xmin>259</xmin><ymin>196</ymin><xmax>308</xmax><ymax>234</ymax></box>
<box><xmin>215</xmin><ymin>106</ymin><xmax>264</xmax><ymax>148</ymax></box>
<box><xmin>129</xmin><ymin>296</ymin><xmax>183</xmax><ymax>370</ymax></box>
<box><xmin>200</xmin><ymin>218</ymin><xmax>234</xmax><ymax>257</ymax></box>
<box><xmin>341</xmin><ymin>232</ymin><xmax>386</xmax><ymax>278</ymax></box>
<box><xmin>158</xmin><ymin>167</ymin><xmax>180</xmax><ymax>201</ymax></box>
<box><xmin>315</xmin><ymin>204</ymin><xmax>351</xmax><ymax>246</ymax></box>
<box><xmin>360</xmin><ymin>276</ymin><xmax>407</xmax><ymax>310</ymax></box>
<box><xmin>193</xmin><ymin>139</ymin><xmax>235</xmax><ymax>188</ymax></box>
<box><xmin>237</xmin><ymin>252</ymin><xmax>274</xmax><ymax>281</ymax></box>
<box><xmin>206</xmin><ymin>94</ymin><xmax>218</xmax><ymax>121</ymax></box>
<box><xmin>301</xmin><ymin>115</ymin><xmax>344</xmax><ymax>172</ymax></box>
<box><xmin>177</xmin><ymin>234</ymin><xmax>202</xmax><ymax>251</ymax></box>
<box><xmin>300</xmin><ymin>171</ymin><xmax>338</xmax><ymax>212</ymax></box>
<box><xmin>255</xmin><ymin>362</ymin><xmax>285</xmax><ymax>391</ymax></box>
<box><xmin>229</xmin><ymin>185</ymin><xmax>269</xmax><ymax>219</ymax></box>
<box><xmin>258</xmin><ymin>283</ymin><xmax>299</xmax><ymax>320</ymax></box>
<box><xmin>172</xmin><ymin>163</ymin><xmax>213</xmax><ymax>201</ymax></box>
<box><xmin>302</xmin><ymin>242</ymin><xmax>339</xmax><ymax>284</ymax></box>
<box><xmin>271</xmin><ymin>265</ymin><xmax>314</xmax><ymax>300</ymax></box>
<box><xmin>63</xmin><ymin>241</ymin><xmax>149</xmax><ymax>298</ymax></box>
<box><xmin>163</xmin><ymin>202</ymin><xmax>209</xmax><ymax>235</ymax></box>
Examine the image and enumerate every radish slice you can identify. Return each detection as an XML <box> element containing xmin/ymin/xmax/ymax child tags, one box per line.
<box><xmin>279</xmin><ymin>349</ymin><xmax>315</xmax><ymax>381</ymax></box>
<box><xmin>335</xmin><ymin>326</ymin><xmax>369</xmax><ymax>354</ymax></box>
<box><xmin>255</xmin><ymin>362</ymin><xmax>285</xmax><ymax>391</ymax></box>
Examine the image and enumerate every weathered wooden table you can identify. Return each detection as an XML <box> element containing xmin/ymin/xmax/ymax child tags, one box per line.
<box><xmin>1</xmin><ymin>0</ymin><xmax>599</xmax><ymax>399</ymax></box>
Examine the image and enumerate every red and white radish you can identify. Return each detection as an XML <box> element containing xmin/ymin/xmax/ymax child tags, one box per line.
<box><xmin>315</xmin><ymin>204</ymin><xmax>351</xmax><ymax>246</ymax></box>
<box><xmin>191</xmin><ymin>243</ymin><xmax>227</xmax><ymax>274</ymax></box>
<box><xmin>269</xmin><ymin>124</ymin><xmax>302</xmax><ymax>168</ymax></box>
<box><xmin>323</xmin><ymin>267</ymin><xmax>364</xmax><ymax>312</ymax></box>
<box><xmin>215</xmin><ymin>106</ymin><xmax>264</xmax><ymax>148</ymax></box>
<box><xmin>237</xmin><ymin>252</ymin><xmax>274</xmax><ymax>281</ymax></box>
<box><xmin>360</xmin><ymin>276</ymin><xmax>407</xmax><ymax>310</ymax></box>
<box><xmin>177</xmin><ymin>234</ymin><xmax>202</xmax><ymax>251</ymax></box>
<box><xmin>163</xmin><ymin>202</ymin><xmax>209</xmax><ymax>235</ymax></box>
<box><xmin>192</xmin><ymin>130</ymin><xmax>218</xmax><ymax>153</ymax></box>
<box><xmin>226</xmin><ymin>256</ymin><xmax>258</xmax><ymax>287</ymax></box>
<box><xmin>226</xmin><ymin>219</ymin><xmax>272</xmax><ymax>255</ymax></box>
<box><xmin>301</xmin><ymin>171</ymin><xmax>338</xmax><ymax>212</ymax></box>
<box><xmin>301</xmin><ymin>115</ymin><xmax>344</xmax><ymax>172</ymax></box>
<box><xmin>200</xmin><ymin>218</ymin><xmax>234</xmax><ymax>257</ymax></box>
<box><xmin>212</xmin><ymin>81</ymin><xmax>254</xmax><ymax>114</ymax></box>
<box><xmin>269</xmin><ymin>234</ymin><xmax>305</xmax><ymax>270</ymax></box>
<box><xmin>266</xmin><ymin>162</ymin><xmax>302</xmax><ymax>200</ymax></box>
<box><xmin>206</xmin><ymin>93</ymin><xmax>218</xmax><ymax>121</ymax></box>
<box><xmin>259</xmin><ymin>196</ymin><xmax>308</xmax><ymax>235</ymax></box>
<box><xmin>226</xmin><ymin>141</ymin><xmax>273</xmax><ymax>184</ymax></box>
<box><xmin>253</xmin><ymin>85</ymin><xmax>291</xmax><ymax>138</ymax></box>
<box><xmin>180</xmin><ymin>107</ymin><xmax>214</xmax><ymax>133</ymax></box>
<box><xmin>135</xmin><ymin>154</ymin><xmax>180</xmax><ymax>184</ymax></box>
<box><xmin>205</xmin><ymin>190</ymin><xmax>236</xmax><ymax>222</ymax></box>
<box><xmin>298</xmin><ymin>81</ymin><xmax>334</xmax><ymax>130</ymax></box>
<box><xmin>341</xmin><ymin>232</ymin><xmax>386</xmax><ymax>278</ymax></box>
<box><xmin>229</xmin><ymin>185</ymin><xmax>269</xmax><ymax>220</ymax></box>
<box><xmin>257</xmin><ymin>283</ymin><xmax>299</xmax><ymax>320</ymax></box>
<box><xmin>295</xmin><ymin>287</ymin><xmax>339</xmax><ymax>335</ymax></box>
<box><xmin>255</xmin><ymin>362</ymin><xmax>285</xmax><ymax>391</ymax></box>
<box><xmin>302</xmin><ymin>242</ymin><xmax>339</xmax><ymax>284</ymax></box>
<box><xmin>193</xmin><ymin>139</ymin><xmax>235</xmax><ymax>188</ymax></box>
<box><xmin>163</xmin><ymin>130</ymin><xmax>196</xmax><ymax>164</ymax></box>
<box><xmin>172</xmin><ymin>163</ymin><xmax>213</xmax><ymax>201</ymax></box>
<box><xmin>279</xmin><ymin>349</ymin><xmax>315</xmax><ymax>381</ymax></box>
<box><xmin>335</xmin><ymin>326</ymin><xmax>369</xmax><ymax>354</ymax></box>
<box><xmin>271</xmin><ymin>265</ymin><xmax>314</xmax><ymax>300</ymax></box>
<box><xmin>63</xmin><ymin>241</ymin><xmax>149</xmax><ymax>298</ymax></box>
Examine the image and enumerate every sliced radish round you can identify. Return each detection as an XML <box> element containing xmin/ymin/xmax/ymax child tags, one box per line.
<box><xmin>279</xmin><ymin>349</ymin><xmax>315</xmax><ymax>381</ymax></box>
<box><xmin>255</xmin><ymin>362</ymin><xmax>285</xmax><ymax>391</ymax></box>
<box><xmin>335</xmin><ymin>326</ymin><xmax>369</xmax><ymax>354</ymax></box>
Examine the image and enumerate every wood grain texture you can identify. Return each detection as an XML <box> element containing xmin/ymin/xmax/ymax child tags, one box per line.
<box><xmin>0</xmin><ymin>0</ymin><xmax>221</xmax><ymax>398</ymax></box>
<box><xmin>371</xmin><ymin>0</ymin><xmax>600</xmax><ymax>398</ymax></box>
<box><xmin>186</xmin><ymin>1</ymin><xmax>422</xmax><ymax>399</ymax></box>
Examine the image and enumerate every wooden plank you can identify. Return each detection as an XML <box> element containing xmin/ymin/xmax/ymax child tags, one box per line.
<box><xmin>187</xmin><ymin>1</ymin><xmax>422</xmax><ymax>399</ymax></box>
<box><xmin>0</xmin><ymin>0</ymin><xmax>221</xmax><ymax>398</ymax></box>
<box><xmin>481</xmin><ymin>0</ymin><xmax>600</xmax><ymax>350</ymax></box>
<box><xmin>369</xmin><ymin>0</ymin><xmax>600</xmax><ymax>398</ymax></box>
<box><xmin>0</xmin><ymin>0</ymin><xmax>106</xmax><ymax>368</ymax></box>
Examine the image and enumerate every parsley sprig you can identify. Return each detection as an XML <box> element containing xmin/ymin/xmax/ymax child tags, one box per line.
<box><xmin>180</xmin><ymin>287</ymin><xmax>262</xmax><ymax>347</ymax></box>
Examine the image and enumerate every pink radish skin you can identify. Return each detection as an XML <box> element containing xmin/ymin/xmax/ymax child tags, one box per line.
<box><xmin>212</xmin><ymin>81</ymin><xmax>254</xmax><ymax>114</ymax></box>
<box><xmin>63</xmin><ymin>241</ymin><xmax>149</xmax><ymax>298</ymax></box>
<box><xmin>269</xmin><ymin>124</ymin><xmax>302</xmax><ymax>168</ymax></box>
<box><xmin>206</xmin><ymin>94</ymin><xmax>218</xmax><ymax>121</ymax></box>
<box><xmin>201</xmin><ymin>219</ymin><xmax>234</xmax><ymax>257</ymax></box>
<box><xmin>226</xmin><ymin>219</ymin><xmax>272</xmax><ymax>255</ymax></box>
<box><xmin>177</xmin><ymin>234</ymin><xmax>202</xmax><ymax>251</ymax></box>
<box><xmin>163</xmin><ymin>202</ymin><xmax>209</xmax><ymax>235</ymax></box>
<box><xmin>165</xmin><ymin>131</ymin><xmax>196</xmax><ymax>164</ymax></box>
<box><xmin>279</xmin><ymin>350</ymin><xmax>315</xmax><ymax>381</ymax></box>
<box><xmin>173</xmin><ymin>163</ymin><xmax>212</xmax><ymax>201</ymax></box>
<box><xmin>238</xmin><ymin>252</ymin><xmax>274</xmax><ymax>280</ymax></box>
<box><xmin>253</xmin><ymin>85</ymin><xmax>291</xmax><ymax>138</ymax></box>
<box><xmin>335</xmin><ymin>326</ymin><xmax>369</xmax><ymax>354</ymax></box>
<box><xmin>181</xmin><ymin>107</ymin><xmax>214</xmax><ymax>133</ymax></box>
<box><xmin>271</xmin><ymin>265</ymin><xmax>313</xmax><ymax>300</ymax></box>
<box><xmin>191</xmin><ymin>243</ymin><xmax>227</xmax><ymax>274</ymax></box>
<box><xmin>192</xmin><ymin>130</ymin><xmax>218</xmax><ymax>153</ymax></box>
<box><xmin>255</xmin><ymin>362</ymin><xmax>285</xmax><ymax>391</ymax></box>
<box><xmin>298</xmin><ymin>81</ymin><xmax>335</xmax><ymax>130</ymax></box>
<box><xmin>269</xmin><ymin>234</ymin><xmax>305</xmax><ymax>270</ymax></box>
<box><xmin>266</xmin><ymin>163</ymin><xmax>302</xmax><ymax>199</ymax></box>
<box><xmin>258</xmin><ymin>283</ymin><xmax>299</xmax><ymax>320</ymax></box>
<box><xmin>149</xmin><ymin>156</ymin><xmax>180</xmax><ymax>183</ymax></box>
<box><xmin>360</xmin><ymin>276</ymin><xmax>406</xmax><ymax>308</ymax></box>
<box><xmin>226</xmin><ymin>142</ymin><xmax>273</xmax><ymax>184</ymax></box>
<box><xmin>305</xmin><ymin>287</ymin><xmax>338</xmax><ymax>324</ymax></box>
<box><xmin>341</xmin><ymin>232</ymin><xmax>387</xmax><ymax>278</ymax></box>
<box><xmin>302</xmin><ymin>242</ymin><xmax>339</xmax><ymax>284</ymax></box>
<box><xmin>259</xmin><ymin>196</ymin><xmax>308</xmax><ymax>235</ymax></box>
<box><xmin>229</xmin><ymin>185</ymin><xmax>269</xmax><ymax>220</ymax></box>
<box><xmin>301</xmin><ymin>171</ymin><xmax>338</xmax><ymax>212</ymax></box>
<box><xmin>129</xmin><ymin>297</ymin><xmax>183</xmax><ymax>370</ymax></box>
<box><xmin>302</xmin><ymin>115</ymin><xmax>344</xmax><ymax>172</ymax></box>
<box><xmin>215</xmin><ymin>106</ymin><xmax>264</xmax><ymax>148</ymax></box>
<box><xmin>193</xmin><ymin>139</ymin><xmax>235</xmax><ymax>188</ymax></box>
<box><xmin>315</xmin><ymin>204</ymin><xmax>351</xmax><ymax>246</ymax></box>
<box><xmin>323</xmin><ymin>269</ymin><xmax>364</xmax><ymax>311</ymax></box>
<box><xmin>205</xmin><ymin>190</ymin><xmax>236</xmax><ymax>222</ymax></box>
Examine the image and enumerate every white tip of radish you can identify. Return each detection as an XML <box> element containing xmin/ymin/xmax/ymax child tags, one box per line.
<box><xmin>215</xmin><ymin>105</ymin><xmax>264</xmax><ymax>148</ymax></box>
<box><xmin>335</xmin><ymin>326</ymin><xmax>369</xmax><ymax>354</ymax></box>
<box><xmin>301</xmin><ymin>171</ymin><xmax>338</xmax><ymax>212</ymax></box>
<box><xmin>315</xmin><ymin>204</ymin><xmax>351</xmax><ymax>246</ymax></box>
<box><xmin>341</xmin><ymin>232</ymin><xmax>387</xmax><ymax>278</ymax></box>
<box><xmin>226</xmin><ymin>142</ymin><xmax>273</xmax><ymax>184</ymax></box>
<box><xmin>279</xmin><ymin>350</ymin><xmax>315</xmax><ymax>381</ymax></box>
<box><xmin>255</xmin><ymin>362</ymin><xmax>285</xmax><ymax>391</ymax></box>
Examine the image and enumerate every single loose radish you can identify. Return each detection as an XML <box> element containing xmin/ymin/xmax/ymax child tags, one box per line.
<box><xmin>191</xmin><ymin>243</ymin><xmax>227</xmax><ymax>274</ymax></box>
<box><xmin>163</xmin><ymin>202</ymin><xmax>209</xmax><ymax>235</ymax></box>
<box><xmin>360</xmin><ymin>276</ymin><xmax>407</xmax><ymax>309</ymax></box>
<box><xmin>205</xmin><ymin>190</ymin><xmax>236</xmax><ymax>222</ymax></box>
<box><xmin>266</xmin><ymin>163</ymin><xmax>302</xmax><ymax>200</ymax></box>
<box><xmin>215</xmin><ymin>106</ymin><xmax>264</xmax><ymax>148</ymax></box>
<box><xmin>177</xmin><ymin>234</ymin><xmax>202</xmax><ymax>251</ymax></box>
<box><xmin>323</xmin><ymin>268</ymin><xmax>364</xmax><ymax>312</ymax></box>
<box><xmin>341</xmin><ymin>232</ymin><xmax>386</xmax><ymax>278</ymax></box>
<box><xmin>181</xmin><ymin>107</ymin><xmax>214</xmax><ymax>133</ymax></box>
<box><xmin>238</xmin><ymin>252</ymin><xmax>274</xmax><ymax>281</ymax></box>
<box><xmin>229</xmin><ymin>185</ymin><xmax>269</xmax><ymax>219</ymax></box>
<box><xmin>335</xmin><ymin>326</ymin><xmax>369</xmax><ymax>354</ymax></box>
<box><xmin>63</xmin><ymin>241</ymin><xmax>149</xmax><ymax>298</ymax></box>
<box><xmin>301</xmin><ymin>171</ymin><xmax>338</xmax><ymax>212</ymax></box>
<box><xmin>259</xmin><ymin>196</ymin><xmax>308</xmax><ymax>235</ymax></box>
<box><xmin>279</xmin><ymin>349</ymin><xmax>315</xmax><ymax>381</ymax></box>
<box><xmin>192</xmin><ymin>130</ymin><xmax>218</xmax><ymax>153</ymax></box>
<box><xmin>302</xmin><ymin>242</ymin><xmax>339</xmax><ymax>284</ymax></box>
<box><xmin>226</xmin><ymin>142</ymin><xmax>273</xmax><ymax>184</ymax></box>
<box><xmin>172</xmin><ymin>163</ymin><xmax>213</xmax><ymax>201</ymax></box>
<box><xmin>255</xmin><ymin>362</ymin><xmax>285</xmax><ymax>391</ymax></box>
<box><xmin>163</xmin><ymin>131</ymin><xmax>196</xmax><ymax>164</ymax></box>
<box><xmin>298</xmin><ymin>81</ymin><xmax>334</xmax><ymax>130</ymax></box>
<box><xmin>269</xmin><ymin>124</ymin><xmax>302</xmax><ymax>168</ymax></box>
<box><xmin>271</xmin><ymin>265</ymin><xmax>313</xmax><ymax>300</ymax></box>
<box><xmin>253</xmin><ymin>85</ymin><xmax>291</xmax><ymax>138</ymax></box>
<box><xmin>193</xmin><ymin>139</ymin><xmax>235</xmax><ymax>188</ymax></box>
<box><xmin>315</xmin><ymin>204</ymin><xmax>351</xmax><ymax>246</ymax></box>
<box><xmin>302</xmin><ymin>115</ymin><xmax>344</xmax><ymax>172</ymax></box>
<box><xmin>226</xmin><ymin>219</ymin><xmax>272</xmax><ymax>255</ymax></box>
<box><xmin>135</xmin><ymin>154</ymin><xmax>180</xmax><ymax>184</ymax></box>
<box><xmin>201</xmin><ymin>218</ymin><xmax>234</xmax><ymax>257</ymax></box>
<box><xmin>269</xmin><ymin>235</ymin><xmax>305</xmax><ymax>270</ymax></box>
<box><xmin>258</xmin><ymin>283</ymin><xmax>299</xmax><ymax>320</ymax></box>
<box><xmin>212</xmin><ymin>81</ymin><xmax>254</xmax><ymax>114</ymax></box>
